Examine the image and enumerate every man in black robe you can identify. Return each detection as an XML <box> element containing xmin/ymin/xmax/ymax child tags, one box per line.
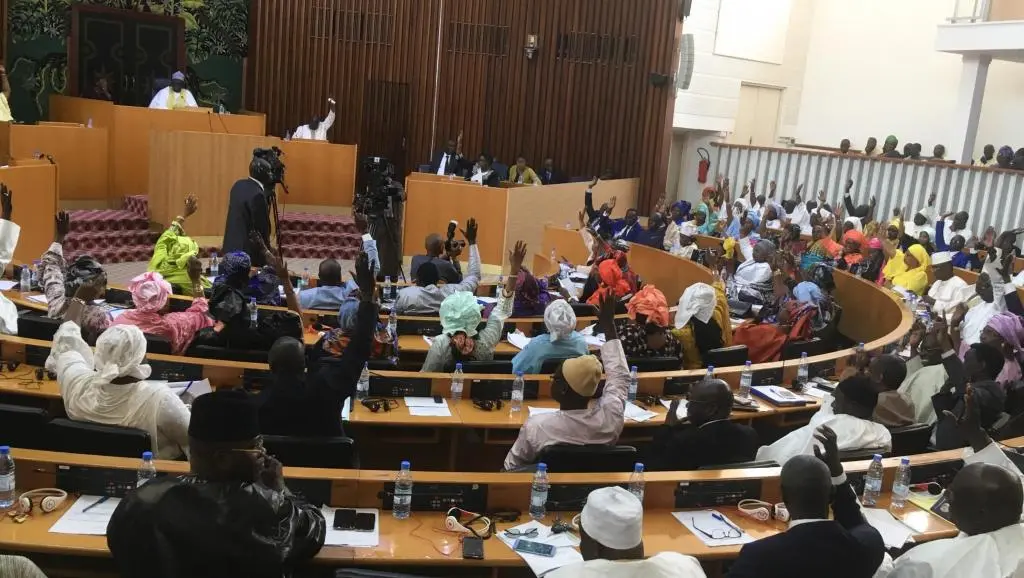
<box><xmin>107</xmin><ymin>389</ymin><xmax>326</xmax><ymax>578</ymax></box>
<box><xmin>222</xmin><ymin>150</ymin><xmax>277</xmax><ymax>266</ymax></box>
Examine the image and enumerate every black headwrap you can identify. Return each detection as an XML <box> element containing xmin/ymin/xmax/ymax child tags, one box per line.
<box><xmin>65</xmin><ymin>255</ymin><xmax>105</xmax><ymax>298</ymax></box>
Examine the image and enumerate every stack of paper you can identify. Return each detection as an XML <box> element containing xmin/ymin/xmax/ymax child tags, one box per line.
<box><xmin>623</xmin><ymin>401</ymin><xmax>657</xmax><ymax>422</ymax></box>
<box><xmin>0</xmin><ymin>280</ymin><xmax>17</xmax><ymax>291</ymax></box>
<box><xmin>28</xmin><ymin>294</ymin><xmax>48</xmax><ymax>305</ymax></box>
<box><xmin>672</xmin><ymin>510</ymin><xmax>754</xmax><ymax>548</ymax></box>
<box><xmin>404</xmin><ymin>397</ymin><xmax>452</xmax><ymax>417</ymax></box>
<box><xmin>49</xmin><ymin>495</ymin><xmax>121</xmax><ymax>535</ymax></box>
<box><xmin>558</xmin><ymin>277</ymin><xmax>580</xmax><ymax>299</ymax></box>
<box><xmin>580</xmin><ymin>325</ymin><xmax>607</xmax><ymax>348</ymax></box>
<box><xmin>321</xmin><ymin>508</ymin><xmax>380</xmax><ymax>547</ymax></box>
<box><xmin>507</xmin><ymin>331</ymin><xmax>532</xmax><ymax>350</ymax></box>
<box><xmin>861</xmin><ymin>508</ymin><xmax>915</xmax><ymax>548</ymax></box>
<box><xmin>497</xmin><ymin>520</ymin><xmax>583</xmax><ymax>576</ymax></box>
<box><xmin>659</xmin><ymin>398</ymin><xmax>688</xmax><ymax>419</ymax></box>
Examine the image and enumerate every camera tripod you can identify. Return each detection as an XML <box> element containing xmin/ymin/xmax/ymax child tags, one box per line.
<box><xmin>367</xmin><ymin>201</ymin><xmax>406</xmax><ymax>283</ymax></box>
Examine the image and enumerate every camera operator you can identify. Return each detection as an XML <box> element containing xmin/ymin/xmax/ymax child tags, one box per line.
<box><xmin>410</xmin><ymin>221</ymin><xmax>464</xmax><ymax>285</ymax></box>
<box><xmin>223</xmin><ymin>149</ymin><xmax>280</xmax><ymax>266</ymax></box>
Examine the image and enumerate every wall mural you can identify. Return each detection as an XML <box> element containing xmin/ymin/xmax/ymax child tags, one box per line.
<box><xmin>6</xmin><ymin>0</ymin><xmax>248</xmax><ymax>122</ymax></box>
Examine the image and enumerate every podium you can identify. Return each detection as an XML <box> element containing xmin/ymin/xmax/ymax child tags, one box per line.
<box><xmin>0</xmin><ymin>122</ymin><xmax>108</xmax><ymax>201</ymax></box>
<box><xmin>0</xmin><ymin>160</ymin><xmax>58</xmax><ymax>263</ymax></box>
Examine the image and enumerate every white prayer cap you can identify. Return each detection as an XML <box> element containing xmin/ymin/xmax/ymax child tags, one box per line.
<box><xmin>544</xmin><ymin>299</ymin><xmax>577</xmax><ymax>342</ymax></box>
<box><xmin>932</xmin><ymin>251</ymin><xmax>953</xmax><ymax>265</ymax></box>
<box><xmin>580</xmin><ymin>487</ymin><xmax>643</xmax><ymax>550</ymax></box>
<box><xmin>676</xmin><ymin>282</ymin><xmax>716</xmax><ymax>329</ymax></box>
<box><xmin>844</xmin><ymin>216</ymin><xmax>863</xmax><ymax>232</ymax></box>
<box><xmin>171</xmin><ymin>71</ymin><xmax>186</xmax><ymax>81</ymax></box>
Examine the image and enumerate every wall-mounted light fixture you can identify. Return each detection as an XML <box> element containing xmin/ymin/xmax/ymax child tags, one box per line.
<box><xmin>525</xmin><ymin>34</ymin><xmax>539</xmax><ymax>59</ymax></box>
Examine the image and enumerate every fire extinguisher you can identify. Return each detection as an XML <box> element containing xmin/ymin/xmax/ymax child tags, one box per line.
<box><xmin>697</xmin><ymin>147</ymin><xmax>711</xmax><ymax>184</ymax></box>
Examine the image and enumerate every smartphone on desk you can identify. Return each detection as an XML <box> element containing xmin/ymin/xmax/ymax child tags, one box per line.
<box><xmin>333</xmin><ymin>509</ymin><xmax>357</xmax><ymax>530</ymax></box>
<box><xmin>513</xmin><ymin>539</ymin><xmax>555</xmax><ymax>557</ymax></box>
<box><xmin>354</xmin><ymin>512</ymin><xmax>376</xmax><ymax>532</ymax></box>
<box><xmin>462</xmin><ymin>536</ymin><xmax>485</xmax><ymax>560</ymax></box>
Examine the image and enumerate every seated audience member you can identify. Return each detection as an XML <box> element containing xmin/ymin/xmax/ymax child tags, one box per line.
<box><xmin>756</xmin><ymin>376</ymin><xmax>892</xmax><ymax>465</ymax></box>
<box><xmin>0</xmin><ymin>185</ymin><xmax>20</xmax><ymax>335</ymax></box>
<box><xmin>884</xmin><ymin>243</ymin><xmax>931</xmax><ymax>296</ymax></box>
<box><xmin>211</xmin><ymin>246</ymin><xmax>287</xmax><ymax>307</ymax></box>
<box><xmin>512</xmin><ymin>299</ymin><xmax>588</xmax><ymax>374</ymax></box>
<box><xmin>503</xmin><ymin>293</ymin><xmax>627</xmax><ymax>471</ymax></box>
<box><xmin>148</xmin><ymin>194</ymin><xmax>210</xmax><ymax>297</ymax></box>
<box><xmin>112</xmin><ymin>271</ymin><xmax>213</xmax><ymax>355</ymax></box>
<box><xmin>926</xmin><ymin>251</ymin><xmax>973</xmax><ymax>322</ymax></box>
<box><xmin>193</xmin><ymin>247</ymin><xmax>303</xmax><ymax>352</ymax></box>
<box><xmin>508</xmin><ymin>156</ymin><xmax>542</xmax><ymax>186</ymax></box>
<box><xmin>616</xmin><ymin>285</ymin><xmax>682</xmax><ymax>359</ymax></box>
<box><xmin>47</xmin><ymin>318</ymin><xmax>190</xmax><ymax>460</ymax></box>
<box><xmin>409</xmin><ymin>232</ymin><xmax>463</xmax><ymax>285</ymax></box>
<box><xmin>396</xmin><ymin>219</ymin><xmax>481</xmax><ymax>314</ymax></box>
<box><xmin>583</xmin><ymin>178</ymin><xmax>615</xmax><ymax>235</ymax></box>
<box><xmin>734</xmin><ymin>276</ymin><xmax>822</xmax><ymax>363</ymax></box>
<box><xmin>547</xmin><ymin>487</ymin><xmax>706</xmax><ymax>578</ymax></box>
<box><xmin>539</xmin><ymin>158</ymin><xmax>566</xmax><ymax>185</ymax></box>
<box><xmin>639</xmin><ymin>210</ymin><xmax>669</xmax><ymax>249</ymax></box>
<box><xmin>728</xmin><ymin>426</ymin><xmax>885</xmax><ymax>578</ymax></box>
<box><xmin>649</xmin><ymin>379</ymin><xmax>757</xmax><ymax>471</ymax></box>
<box><xmin>0</xmin><ymin>556</ymin><xmax>46</xmax><ymax>578</ymax></box>
<box><xmin>662</xmin><ymin>201</ymin><xmax>691</xmax><ymax>251</ymax></box>
<box><xmin>839</xmin><ymin>138</ymin><xmax>851</xmax><ymax>154</ymax></box>
<box><xmin>298</xmin><ymin>258</ymin><xmax>356</xmax><ymax>310</ymax></box>
<box><xmin>863</xmin><ymin>136</ymin><xmax>879</xmax><ymax>156</ymax></box>
<box><xmin>259</xmin><ymin>255</ymin><xmax>377</xmax><ymax>437</ymax></box>
<box><xmin>882</xmin><ymin>135</ymin><xmax>902</xmax><ymax>158</ymax></box>
<box><xmin>43</xmin><ymin>211</ymin><xmax>112</xmax><ymax>343</ymax></box>
<box><xmin>669</xmin><ymin>222</ymin><xmax>700</xmax><ymax>259</ymax></box>
<box><xmin>779</xmin><ymin>223</ymin><xmax>806</xmax><ymax>258</ymax></box>
<box><xmin>468</xmin><ymin>153</ymin><xmax>502</xmax><ymax>187</ymax></box>
<box><xmin>981</xmin><ymin>313</ymin><xmax>1024</xmax><ymax>384</ymax></box>
<box><xmin>431</xmin><ymin>134</ymin><xmax>465</xmax><ymax>176</ymax></box>
<box><xmin>997</xmin><ymin>145</ymin><xmax>1015</xmax><ymax>169</ymax></box>
<box><xmin>609</xmin><ymin>208</ymin><xmax>644</xmax><ymax>243</ymax></box>
<box><xmin>932</xmin><ymin>332</ymin><xmax>1007</xmax><ymax>450</ymax></box>
<box><xmin>729</xmin><ymin>240</ymin><xmax>776</xmax><ymax>304</ymax></box>
<box><xmin>885</xmin><ymin>389</ymin><xmax>1024</xmax><ymax>577</ymax></box>
<box><xmin>583</xmin><ymin>256</ymin><xmax>636</xmax><ymax>306</ymax></box>
<box><xmin>512</xmin><ymin>269</ymin><xmax>551</xmax><ymax>317</ymax></box>
<box><xmin>952</xmin><ymin>272</ymin><xmax>1008</xmax><ymax>354</ymax></box>
<box><xmin>107</xmin><ymin>390</ymin><xmax>326</xmax><ymax>578</ymax></box>
<box><xmin>802</xmin><ymin>225</ymin><xmax>840</xmax><ymax>271</ymax></box>
<box><xmin>904</xmin><ymin>209</ymin><xmax>936</xmax><ymax>249</ymax></box>
<box><xmin>939</xmin><ymin>210</ymin><xmax>976</xmax><ymax>249</ymax></box>
<box><xmin>869</xmin><ymin>354</ymin><xmax>915</xmax><ymax>427</ymax></box>
<box><xmin>421</xmin><ymin>242</ymin><xmax>525</xmax><ymax>372</ymax></box>
<box><xmin>1014</xmin><ymin>148</ymin><xmax>1024</xmax><ymax>171</ymax></box>
<box><xmin>672</xmin><ymin>282</ymin><xmax>731</xmax><ymax>370</ymax></box>
<box><xmin>696</xmin><ymin>187</ymin><xmax>720</xmax><ymax>235</ymax></box>
<box><xmin>898</xmin><ymin>325</ymin><xmax>949</xmax><ymax>425</ymax></box>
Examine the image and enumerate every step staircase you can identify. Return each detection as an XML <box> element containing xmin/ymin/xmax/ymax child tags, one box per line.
<box><xmin>278</xmin><ymin>211</ymin><xmax>362</xmax><ymax>261</ymax></box>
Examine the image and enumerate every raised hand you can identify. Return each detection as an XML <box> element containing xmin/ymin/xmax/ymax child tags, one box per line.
<box><xmin>597</xmin><ymin>290</ymin><xmax>618</xmax><ymax>341</ymax></box>
<box><xmin>0</xmin><ymin>184</ymin><xmax>11</xmax><ymax>221</ymax></box>
<box><xmin>818</xmin><ymin>189</ymin><xmax>826</xmax><ymax>203</ymax></box>
<box><xmin>55</xmin><ymin>211</ymin><xmax>71</xmax><ymax>243</ymax></box>
<box><xmin>812</xmin><ymin>425</ymin><xmax>843</xmax><ymax>477</ymax></box>
<box><xmin>508</xmin><ymin>240</ymin><xmax>527</xmax><ymax>274</ymax></box>
<box><xmin>846</xmin><ymin>179</ymin><xmax>854</xmax><ymax>192</ymax></box>
<box><xmin>460</xmin><ymin>217</ymin><xmax>478</xmax><ymax>245</ymax></box>
<box><xmin>768</xmin><ymin>180</ymin><xmax>776</xmax><ymax>198</ymax></box>
<box><xmin>187</xmin><ymin>256</ymin><xmax>203</xmax><ymax>284</ymax></box>
<box><xmin>795</xmin><ymin>183</ymin><xmax>804</xmax><ymax>200</ymax></box>
<box><xmin>589</xmin><ymin>176</ymin><xmax>599</xmax><ymax>189</ymax></box>
<box><xmin>351</xmin><ymin>252</ymin><xmax>376</xmax><ymax>303</ymax></box>
<box><xmin>666</xmin><ymin>399</ymin><xmax>684</xmax><ymax>428</ymax></box>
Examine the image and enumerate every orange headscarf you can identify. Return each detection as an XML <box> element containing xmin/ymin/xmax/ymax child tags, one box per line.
<box><xmin>841</xmin><ymin>230</ymin><xmax>866</xmax><ymax>266</ymax></box>
<box><xmin>627</xmin><ymin>285</ymin><xmax>670</xmax><ymax>328</ymax></box>
<box><xmin>587</xmin><ymin>259</ymin><xmax>632</xmax><ymax>306</ymax></box>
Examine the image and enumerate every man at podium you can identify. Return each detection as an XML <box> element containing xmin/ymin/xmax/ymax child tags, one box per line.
<box><xmin>149</xmin><ymin>71</ymin><xmax>198</xmax><ymax>110</ymax></box>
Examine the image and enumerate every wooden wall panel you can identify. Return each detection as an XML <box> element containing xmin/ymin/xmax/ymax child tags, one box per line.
<box><xmin>248</xmin><ymin>0</ymin><xmax>679</xmax><ymax>212</ymax></box>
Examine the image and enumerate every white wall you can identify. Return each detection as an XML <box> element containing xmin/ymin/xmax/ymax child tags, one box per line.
<box><xmin>673</xmin><ymin>0</ymin><xmax>815</xmax><ymax>136</ymax></box>
<box><xmin>796</xmin><ymin>0</ymin><xmax>1024</xmax><ymax>156</ymax></box>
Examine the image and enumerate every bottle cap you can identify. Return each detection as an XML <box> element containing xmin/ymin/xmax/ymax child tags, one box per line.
<box><xmin>0</xmin><ymin>446</ymin><xmax>8</xmax><ymax>454</ymax></box>
<box><xmin>142</xmin><ymin>451</ymin><xmax>153</xmax><ymax>460</ymax></box>
<box><xmin>900</xmin><ymin>457</ymin><xmax>910</xmax><ymax>465</ymax></box>
<box><xmin>400</xmin><ymin>460</ymin><xmax>410</xmax><ymax>469</ymax></box>
<box><xmin>873</xmin><ymin>454</ymin><xmax>882</xmax><ymax>461</ymax></box>
<box><xmin>707</xmin><ymin>365</ymin><xmax>715</xmax><ymax>372</ymax></box>
<box><xmin>515</xmin><ymin>371</ymin><xmax>524</xmax><ymax>377</ymax></box>
<box><xmin>745</xmin><ymin>361</ymin><xmax>752</xmax><ymax>367</ymax></box>
<box><xmin>455</xmin><ymin>363</ymin><xmax>463</xmax><ymax>370</ymax></box>
<box><xmin>536</xmin><ymin>463</ymin><xmax>547</xmax><ymax>472</ymax></box>
<box><xmin>634</xmin><ymin>463</ymin><xmax>644</xmax><ymax>472</ymax></box>
<box><xmin>630</xmin><ymin>365</ymin><xmax>638</xmax><ymax>372</ymax></box>
<box><xmin>250</xmin><ymin>297</ymin><xmax>256</xmax><ymax>303</ymax></box>
<box><xmin>801</xmin><ymin>352</ymin><xmax>808</xmax><ymax>358</ymax></box>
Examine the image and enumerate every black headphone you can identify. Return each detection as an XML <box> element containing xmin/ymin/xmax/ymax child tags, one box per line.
<box><xmin>361</xmin><ymin>398</ymin><xmax>398</xmax><ymax>413</ymax></box>
<box><xmin>473</xmin><ymin>399</ymin><xmax>503</xmax><ymax>412</ymax></box>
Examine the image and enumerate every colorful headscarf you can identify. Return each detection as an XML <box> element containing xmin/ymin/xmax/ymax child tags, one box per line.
<box><xmin>888</xmin><ymin>244</ymin><xmax>931</xmax><ymax>295</ymax></box>
<box><xmin>793</xmin><ymin>281</ymin><xmax>824</xmax><ymax>305</ymax></box>
<box><xmin>885</xmin><ymin>135</ymin><xmax>898</xmax><ymax>147</ymax></box>
<box><xmin>988</xmin><ymin>313</ymin><xmax>1024</xmax><ymax>353</ymax></box>
<box><xmin>215</xmin><ymin>251</ymin><xmax>251</xmax><ymax>285</ymax></box>
<box><xmin>627</xmin><ymin>284</ymin><xmax>670</xmax><ymax>328</ymax></box>
<box><xmin>513</xmin><ymin>270</ymin><xmax>550</xmax><ymax>317</ymax></box>
<box><xmin>128</xmin><ymin>271</ymin><xmax>172</xmax><ymax>313</ymax></box>
<box><xmin>868</xmin><ymin>238</ymin><xmax>883</xmax><ymax>250</ymax></box>
<box><xmin>587</xmin><ymin>259</ymin><xmax>633</xmax><ymax>306</ymax></box>
<box><xmin>440</xmin><ymin>291</ymin><xmax>482</xmax><ymax>337</ymax></box>
<box><xmin>841</xmin><ymin>230</ymin><xmax>866</xmax><ymax>266</ymax></box>
<box><xmin>671</xmin><ymin>200</ymin><xmax>691</xmax><ymax>225</ymax></box>
<box><xmin>65</xmin><ymin>255</ymin><xmax>105</xmax><ymax>298</ymax></box>
<box><xmin>248</xmin><ymin>266</ymin><xmax>284</xmax><ymax>306</ymax></box>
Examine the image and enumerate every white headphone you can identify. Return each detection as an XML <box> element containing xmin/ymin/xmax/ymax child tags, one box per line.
<box><xmin>18</xmin><ymin>488</ymin><xmax>68</xmax><ymax>515</ymax></box>
<box><xmin>737</xmin><ymin>499</ymin><xmax>789</xmax><ymax>523</ymax></box>
<box><xmin>444</xmin><ymin>507</ymin><xmax>493</xmax><ymax>538</ymax></box>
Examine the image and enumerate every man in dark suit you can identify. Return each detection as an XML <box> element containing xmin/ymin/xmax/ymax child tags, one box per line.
<box><xmin>609</xmin><ymin>209</ymin><xmax>644</xmax><ymax>243</ymax></box>
<box><xmin>467</xmin><ymin>153</ymin><xmax>502</xmax><ymax>188</ymax></box>
<box><xmin>648</xmin><ymin>379</ymin><xmax>758</xmax><ymax>471</ymax></box>
<box><xmin>430</xmin><ymin>132</ymin><xmax>465</xmax><ymax>176</ymax></box>
<box><xmin>726</xmin><ymin>425</ymin><xmax>885</xmax><ymax>578</ymax></box>
<box><xmin>222</xmin><ymin>152</ymin><xmax>275</xmax><ymax>266</ymax></box>
<box><xmin>539</xmin><ymin>158</ymin><xmax>567</xmax><ymax>185</ymax></box>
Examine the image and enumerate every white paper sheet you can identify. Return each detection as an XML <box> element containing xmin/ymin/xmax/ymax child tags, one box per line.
<box><xmin>477</xmin><ymin>296</ymin><xmax>499</xmax><ymax>305</ymax></box>
<box><xmin>165</xmin><ymin>379</ymin><xmax>213</xmax><ymax>404</ymax></box>
<box><xmin>803</xmin><ymin>386</ymin><xmax>830</xmax><ymax>400</ymax></box>
<box><xmin>659</xmin><ymin>398</ymin><xmax>688</xmax><ymax>419</ymax></box>
<box><xmin>497</xmin><ymin>520</ymin><xmax>583</xmax><ymax>577</ymax></box>
<box><xmin>0</xmin><ymin>280</ymin><xmax>17</xmax><ymax>291</ymax></box>
<box><xmin>27</xmin><ymin>294</ymin><xmax>48</xmax><ymax>304</ymax></box>
<box><xmin>558</xmin><ymin>277</ymin><xmax>580</xmax><ymax>299</ymax></box>
<box><xmin>107</xmin><ymin>308</ymin><xmax>130</xmax><ymax>320</ymax></box>
<box><xmin>408</xmin><ymin>406</ymin><xmax>452</xmax><ymax>417</ymax></box>
<box><xmin>507</xmin><ymin>331</ymin><xmax>532</xmax><ymax>350</ymax></box>
<box><xmin>49</xmin><ymin>495</ymin><xmax>121</xmax><ymax>536</ymax></box>
<box><xmin>862</xmin><ymin>508</ymin><xmax>915</xmax><ymax>548</ymax></box>
<box><xmin>341</xmin><ymin>398</ymin><xmax>351</xmax><ymax>421</ymax></box>
<box><xmin>528</xmin><ymin>406</ymin><xmax>559</xmax><ymax>417</ymax></box>
<box><xmin>672</xmin><ymin>510</ymin><xmax>754</xmax><ymax>548</ymax></box>
<box><xmin>422</xmin><ymin>335</ymin><xmax>434</xmax><ymax>347</ymax></box>
<box><xmin>623</xmin><ymin>401</ymin><xmax>658</xmax><ymax>422</ymax></box>
<box><xmin>404</xmin><ymin>397</ymin><xmax>446</xmax><ymax>407</ymax></box>
<box><xmin>321</xmin><ymin>508</ymin><xmax>380</xmax><ymax>547</ymax></box>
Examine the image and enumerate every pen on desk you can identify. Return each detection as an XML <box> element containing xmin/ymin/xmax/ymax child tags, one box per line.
<box><xmin>82</xmin><ymin>495</ymin><xmax>110</xmax><ymax>513</ymax></box>
<box><xmin>712</xmin><ymin>512</ymin><xmax>743</xmax><ymax>533</ymax></box>
<box><xmin>181</xmin><ymin>380</ymin><xmax>194</xmax><ymax>395</ymax></box>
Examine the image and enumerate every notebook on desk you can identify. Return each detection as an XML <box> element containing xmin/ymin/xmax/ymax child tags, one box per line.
<box><xmin>751</xmin><ymin>385</ymin><xmax>809</xmax><ymax>407</ymax></box>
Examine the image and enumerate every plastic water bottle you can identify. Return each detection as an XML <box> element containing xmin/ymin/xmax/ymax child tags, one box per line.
<box><xmin>705</xmin><ymin>365</ymin><xmax>715</xmax><ymax>382</ymax></box>
<box><xmin>627</xmin><ymin>365</ymin><xmax>638</xmax><ymax>402</ymax></box>
<box><xmin>855</xmin><ymin>342</ymin><xmax>865</xmax><ymax>355</ymax></box>
<box><xmin>796</xmin><ymin>352</ymin><xmax>810</xmax><ymax>390</ymax></box>
<box><xmin>19</xmin><ymin>266</ymin><xmax>30</xmax><ymax>293</ymax></box>
<box><xmin>863</xmin><ymin>454</ymin><xmax>884</xmax><ymax>506</ymax></box>
<box><xmin>209</xmin><ymin>252</ymin><xmax>219</xmax><ymax>277</ymax></box>
<box><xmin>393</xmin><ymin>461</ymin><xmax>413</xmax><ymax>520</ymax></box>
<box><xmin>248</xmin><ymin>297</ymin><xmax>258</xmax><ymax>327</ymax></box>
<box><xmin>891</xmin><ymin>457</ymin><xmax>911</xmax><ymax>509</ymax></box>
<box><xmin>87</xmin><ymin>117</ymin><xmax>93</xmax><ymax>128</ymax></box>
<box><xmin>31</xmin><ymin>260</ymin><xmax>40</xmax><ymax>286</ymax></box>
<box><xmin>388</xmin><ymin>308</ymin><xmax>398</xmax><ymax>337</ymax></box>
<box><xmin>739</xmin><ymin>361</ymin><xmax>753</xmax><ymax>399</ymax></box>
<box><xmin>301</xmin><ymin>268</ymin><xmax>311</xmax><ymax>291</ymax></box>
<box><xmin>495</xmin><ymin>275</ymin><xmax>503</xmax><ymax>298</ymax></box>
<box><xmin>384</xmin><ymin>276</ymin><xmax>393</xmax><ymax>301</ymax></box>
<box><xmin>450</xmin><ymin>363</ymin><xmax>464</xmax><ymax>402</ymax></box>
<box><xmin>529</xmin><ymin>463</ymin><xmax>549</xmax><ymax>520</ymax></box>
<box><xmin>0</xmin><ymin>446</ymin><xmax>14</xmax><ymax>509</ymax></box>
<box><xmin>356</xmin><ymin>363</ymin><xmax>370</xmax><ymax>400</ymax></box>
<box><xmin>511</xmin><ymin>371</ymin><xmax>525</xmax><ymax>413</ymax></box>
<box><xmin>137</xmin><ymin>451</ymin><xmax>157</xmax><ymax>488</ymax></box>
<box><xmin>628</xmin><ymin>463</ymin><xmax>645</xmax><ymax>503</ymax></box>
<box><xmin>550</xmin><ymin>248</ymin><xmax>557</xmax><ymax>266</ymax></box>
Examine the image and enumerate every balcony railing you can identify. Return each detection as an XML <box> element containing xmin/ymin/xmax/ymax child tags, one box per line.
<box><xmin>950</xmin><ymin>0</ymin><xmax>1024</xmax><ymax>23</ymax></box>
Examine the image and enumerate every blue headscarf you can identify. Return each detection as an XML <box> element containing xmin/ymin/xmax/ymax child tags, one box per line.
<box><xmin>671</xmin><ymin>200</ymin><xmax>691</xmax><ymax>225</ymax></box>
<box><xmin>214</xmin><ymin>251</ymin><xmax>251</xmax><ymax>285</ymax></box>
<box><xmin>793</xmin><ymin>281</ymin><xmax>823</xmax><ymax>305</ymax></box>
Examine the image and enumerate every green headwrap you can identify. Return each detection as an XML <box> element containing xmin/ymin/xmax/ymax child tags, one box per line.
<box><xmin>440</xmin><ymin>291</ymin><xmax>482</xmax><ymax>337</ymax></box>
<box><xmin>885</xmin><ymin>135</ymin><xmax>898</xmax><ymax>147</ymax></box>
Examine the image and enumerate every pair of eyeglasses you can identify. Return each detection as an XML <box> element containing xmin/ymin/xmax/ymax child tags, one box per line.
<box><xmin>690</xmin><ymin>515</ymin><xmax>743</xmax><ymax>540</ymax></box>
<box><xmin>503</xmin><ymin>527</ymin><xmax>538</xmax><ymax>539</ymax></box>
<box><xmin>361</xmin><ymin>398</ymin><xmax>399</xmax><ymax>413</ymax></box>
<box><xmin>473</xmin><ymin>399</ymin><xmax>503</xmax><ymax>411</ymax></box>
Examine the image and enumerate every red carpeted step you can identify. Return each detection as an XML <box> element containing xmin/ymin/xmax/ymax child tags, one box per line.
<box><xmin>278</xmin><ymin>212</ymin><xmax>357</xmax><ymax>235</ymax></box>
<box><xmin>68</xmin><ymin>209</ymin><xmax>149</xmax><ymax>234</ymax></box>
<box><xmin>278</xmin><ymin>243</ymin><xmax>361</xmax><ymax>261</ymax></box>
<box><xmin>277</xmin><ymin>229</ymin><xmax>362</xmax><ymax>249</ymax></box>
<box><xmin>62</xmin><ymin>230</ymin><xmax>157</xmax><ymax>253</ymax></box>
<box><xmin>66</xmin><ymin>244</ymin><xmax>155</xmax><ymax>265</ymax></box>
<box><xmin>123</xmin><ymin>195</ymin><xmax>149</xmax><ymax>219</ymax></box>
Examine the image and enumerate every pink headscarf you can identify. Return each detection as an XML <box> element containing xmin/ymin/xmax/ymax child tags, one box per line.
<box><xmin>867</xmin><ymin>238</ymin><xmax>883</xmax><ymax>250</ymax></box>
<box><xmin>129</xmin><ymin>271</ymin><xmax>172</xmax><ymax>314</ymax></box>
<box><xmin>986</xmin><ymin>313</ymin><xmax>1024</xmax><ymax>383</ymax></box>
